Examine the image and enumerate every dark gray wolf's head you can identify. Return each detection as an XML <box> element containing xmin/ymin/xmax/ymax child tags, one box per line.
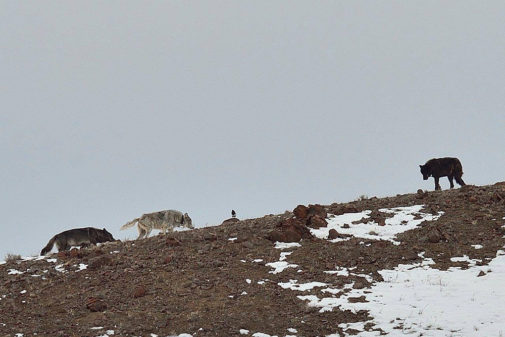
<box><xmin>183</xmin><ymin>213</ymin><xmax>193</xmax><ymax>229</ymax></box>
<box><xmin>419</xmin><ymin>164</ymin><xmax>430</xmax><ymax>180</ymax></box>
<box><xmin>98</xmin><ymin>228</ymin><xmax>116</xmax><ymax>242</ymax></box>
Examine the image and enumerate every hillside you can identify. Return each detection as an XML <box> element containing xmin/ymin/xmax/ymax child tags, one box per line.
<box><xmin>1</xmin><ymin>183</ymin><xmax>505</xmax><ymax>337</ymax></box>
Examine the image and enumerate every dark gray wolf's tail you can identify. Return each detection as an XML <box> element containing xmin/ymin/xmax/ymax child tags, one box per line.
<box><xmin>41</xmin><ymin>235</ymin><xmax>57</xmax><ymax>255</ymax></box>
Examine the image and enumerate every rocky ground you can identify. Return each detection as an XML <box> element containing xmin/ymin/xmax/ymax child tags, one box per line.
<box><xmin>1</xmin><ymin>182</ymin><xmax>505</xmax><ymax>337</ymax></box>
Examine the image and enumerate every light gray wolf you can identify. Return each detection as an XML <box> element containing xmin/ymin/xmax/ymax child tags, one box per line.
<box><xmin>120</xmin><ymin>210</ymin><xmax>193</xmax><ymax>239</ymax></box>
<box><xmin>41</xmin><ymin>227</ymin><xmax>116</xmax><ymax>255</ymax></box>
<box><xmin>420</xmin><ymin>157</ymin><xmax>466</xmax><ymax>190</ymax></box>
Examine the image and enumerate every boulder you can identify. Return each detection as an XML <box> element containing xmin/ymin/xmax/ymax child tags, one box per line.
<box><xmin>306</xmin><ymin>215</ymin><xmax>327</xmax><ymax>228</ymax></box>
<box><xmin>267</xmin><ymin>218</ymin><xmax>313</xmax><ymax>243</ymax></box>
<box><xmin>328</xmin><ymin>229</ymin><xmax>339</xmax><ymax>240</ymax></box>
<box><xmin>293</xmin><ymin>205</ymin><xmax>309</xmax><ymax>219</ymax></box>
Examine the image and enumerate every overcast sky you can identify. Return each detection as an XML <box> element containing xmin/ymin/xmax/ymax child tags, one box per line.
<box><xmin>1</xmin><ymin>1</ymin><xmax>504</xmax><ymax>258</ymax></box>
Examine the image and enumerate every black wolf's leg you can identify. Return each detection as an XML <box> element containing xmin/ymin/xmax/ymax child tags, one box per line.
<box><xmin>448</xmin><ymin>176</ymin><xmax>454</xmax><ymax>189</ymax></box>
<box><xmin>434</xmin><ymin>176</ymin><xmax>441</xmax><ymax>190</ymax></box>
<box><xmin>455</xmin><ymin>176</ymin><xmax>466</xmax><ymax>186</ymax></box>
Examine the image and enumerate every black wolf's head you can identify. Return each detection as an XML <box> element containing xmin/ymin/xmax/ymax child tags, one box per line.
<box><xmin>99</xmin><ymin>228</ymin><xmax>116</xmax><ymax>242</ymax></box>
<box><xmin>419</xmin><ymin>164</ymin><xmax>430</xmax><ymax>180</ymax></box>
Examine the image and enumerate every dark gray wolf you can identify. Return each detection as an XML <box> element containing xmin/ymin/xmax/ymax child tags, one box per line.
<box><xmin>419</xmin><ymin>157</ymin><xmax>466</xmax><ymax>190</ymax></box>
<box><xmin>120</xmin><ymin>210</ymin><xmax>193</xmax><ymax>239</ymax></box>
<box><xmin>41</xmin><ymin>227</ymin><xmax>115</xmax><ymax>255</ymax></box>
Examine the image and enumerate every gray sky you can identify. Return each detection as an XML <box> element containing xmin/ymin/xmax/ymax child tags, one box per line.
<box><xmin>1</xmin><ymin>1</ymin><xmax>504</xmax><ymax>258</ymax></box>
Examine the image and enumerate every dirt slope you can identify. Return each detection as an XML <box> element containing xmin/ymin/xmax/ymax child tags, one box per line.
<box><xmin>1</xmin><ymin>183</ymin><xmax>505</xmax><ymax>337</ymax></box>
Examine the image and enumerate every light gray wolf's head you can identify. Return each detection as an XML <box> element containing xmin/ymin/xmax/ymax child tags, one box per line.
<box><xmin>183</xmin><ymin>213</ymin><xmax>193</xmax><ymax>229</ymax></box>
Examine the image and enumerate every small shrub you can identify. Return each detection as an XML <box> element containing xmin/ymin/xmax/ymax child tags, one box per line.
<box><xmin>4</xmin><ymin>253</ymin><xmax>21</xmax><ymax>263</ymax></box>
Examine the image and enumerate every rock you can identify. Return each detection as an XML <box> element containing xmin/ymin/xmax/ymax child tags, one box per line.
<box><xmin>166</xmin><ymin>237</ymin><xmax>182</xmax><ymax>246</ymax></box>
<box><xmin>333</xmin><ymin>205</ymin><xmax>359</xmax><ymax>215</ymax></box>
<box><xmin>328</xmin><ymin>229</ymin><xmax>339</xmax><ymax>240</ymax></box>
<box><xmin>403</xmin><ymin>251</ymin><xmax>418</xmax><ymax>261</ymax></box>
<box><xmin>86</xmin><ymin>298</ymin><xmax>107</xmax><ymax>312</ymax></box>
<box><xmin>306</xmin><ymin>215</ymin><xmax>327</xmax><ymax>228</ymax></box>
<box><xmin>282</xmin><ymin>229</ymin><xmax>302</xmax><ymax>243</ymax></box>
<box><xmin>348</xmin><ymin>296</ymin><xmax>368</xmax><ymax>303</ymax></box>
<box><xmin>221</xmin><ymin>218</ymin><xmax>240</xmax><ymax>225</ymax></box>
<box><xmin>266</xmin><ymin>231</ymin><xmax>285</xmax><ymax>242</ymax></box>
<box><xmin>307</xmin><ymin>204</ymin><xmax>327</xmax><ymax>218</ymax></box>
<box><xmin>241</xmin><ymin>241</ymin><xmax>254</xmax><ymax>249</ymax></box>
<box><xmin>266</xmin><ymin>217</ymin><xmax>312</xmax><ymax>243</ymax></box>
<box><xmin>477</xmin><ymin>271</ymin><xmax>486</xmax><ymax>277</ymax></box>
<box><xmin>267</xmin><ymin>229</ymin><xmax>302</xmax><ymax>243</ymax></box>
<box><xmin>203</xmin><ymin>233</ymin><xmax>217</xmax><ymax>241</ymax></box>
<box><xmin>369</xmin><ymin>210</ymin><xmax>387</xmax><ymax>226</ymax></box>
<box><xmin>427</xmin><ymin>230</ymin><xmax>441</xmax><ymax>243</ymax></box>
<box><xmin>278</xmin><ymin>218</ymin><xmax>313</xmax><ymax>239</ymax></box>
<box><xmin>69</xmin><ymin>248</ymin><xmax>82</xmax><ymax>259</ymax></box>
<box><xmin>293</xmin><ymin>205</ymin><xmax>309</xmax><ymax>219</ymax></box>
<box><xmin>88</xmin><ymin>255</ymin><xmax>113</xmax><ymax>270</ymax></box>
<box><xmin>353</xmin><ymin>279</ymin><xmax>369</xmax><ymax>289</ymax></box>
<box><xmin>133</xmin><ymin>285</ymin><xmax>146</xmax><ymax>298</ymax></box>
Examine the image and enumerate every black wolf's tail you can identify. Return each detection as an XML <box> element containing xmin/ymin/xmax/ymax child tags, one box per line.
<box><xmin>41</xmin><ymin>236</ymin><xmax>56</xmax><ymax>255</ymax></box>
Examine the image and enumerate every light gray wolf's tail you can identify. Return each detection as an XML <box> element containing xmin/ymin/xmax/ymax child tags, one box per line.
<box><xmin>41</xmin><ymin>235</ymin><xmax>57</xmax><ymax>255</ymax></box>
<box><xmin>120</xmin><ymin>218</ymin><xmax>140</xmax><ymax>230</ymax></box>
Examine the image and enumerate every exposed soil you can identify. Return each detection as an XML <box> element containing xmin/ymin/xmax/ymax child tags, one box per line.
<box><xmin>1</xmin><ymin>183</ymin><xmax>505</xmax><ymax>337</ymax></box>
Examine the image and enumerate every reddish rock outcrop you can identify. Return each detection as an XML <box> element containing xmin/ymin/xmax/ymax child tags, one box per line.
<box><xmin>267</xmin><ymin>218</ymin><xmax>313</xmax><ymax>243</ymax></box>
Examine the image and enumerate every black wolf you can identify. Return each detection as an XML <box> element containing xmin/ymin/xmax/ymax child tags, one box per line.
<box><xmin>419</xmin><ymin>157</ymin><xmax>466</xmax><ymax>190</ymax></box>
<box><xmin>41</xmin><ymin>227</ymin><xmax>116</xmax><ymax>255</ymax></box>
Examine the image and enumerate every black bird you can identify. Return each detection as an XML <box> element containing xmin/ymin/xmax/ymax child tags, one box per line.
<box><xmin>231</xmin><ymin>210</ymin><xmax>236</xmax><ymax>218</ymax></box>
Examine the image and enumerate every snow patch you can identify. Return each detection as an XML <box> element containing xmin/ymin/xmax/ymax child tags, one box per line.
<box><xmin>450</xmin><ymin>255</ymin><xmax>481</xmax><ymax>267</ymax></box>
<box><xmin>313</xmin><ymin>205</ymin><xmax>443</xmax><ymax>245</ymax></box>
<box><xmin>278</xmin><ymin>279</ymin><xmax>327</xmax><ymax>291</ymax></box>
<box><xmin>331</xmin><ymin>254</ymin><xmax>505</xmax><ymax>336</ymax></box>
<box><xmin>274</xmin><ymin>242</ymin><xmax>301</xmax><ymax>249</ymax></box>
<box><xmin>265</xmin><ymin>261</ymin><xmax>298</xmax><ymax>274</ymax></box>
<box><xmin>76</xmin><ymin>263</ymin><xmax>88</xmax><ymax>271</ymax></box>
